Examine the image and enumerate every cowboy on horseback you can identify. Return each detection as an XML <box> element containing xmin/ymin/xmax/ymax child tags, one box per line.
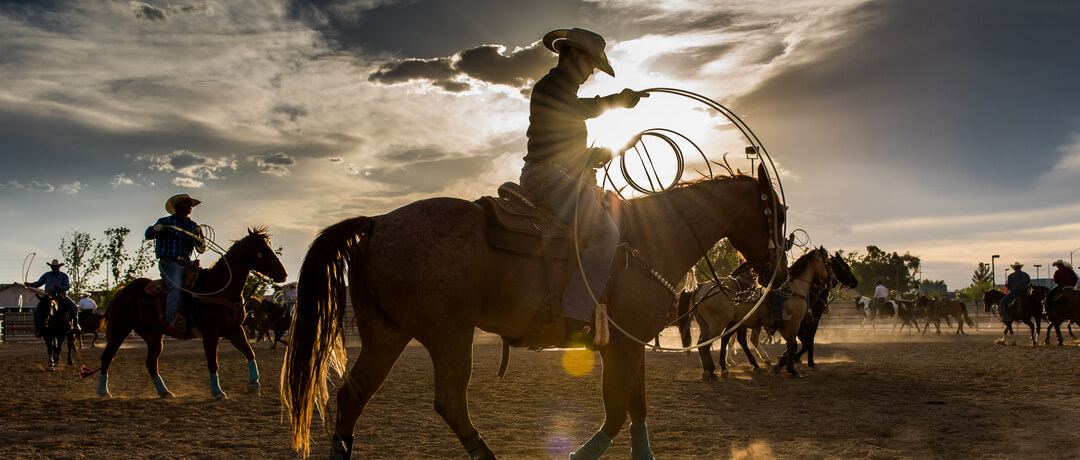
<box><xmin>999</xmin><ymin>261</ymin><xmax>1030</xmax><ymax>322</ymax></box>
<box><xmin>24</xmin><ymin>258</ymin><xmax>81</xmax><ymax>337</ymax></box>
<box><xmin>520</xmin><ymin>28</ymin><xmax>646</xmax><ymax>347</ymax></box>
<box><xmin>145</xmin><ymin>193</ymin><xmax>205</xmax><ymax>332</ymax></box>
<box><xmin>1045</xmin><ymin>259</ymin><xmax>1077</xmax><ymax>314</ymax></box>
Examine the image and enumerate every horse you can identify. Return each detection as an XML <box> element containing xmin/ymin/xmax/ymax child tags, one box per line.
<box><xmin>35</xmin><ymin>293</ymin><xmax>79</xmax><ymax>370</ymax></box>
<box><xmin>282</xmin><ymin>166</ymin><xmax>786</xmax><ymax>459</ymax></box>
<box><xmin>917</xmin><ymin>296</ymin><xmax>975</xmax><ymax>335</ymax></box>
<box><xmin>89</xmin><ymin>228</ymin><xmax>287</xmax><ymax>400</ymax></box>
<box><xmin>245</xmin><ymin>297</ymin><xmax>291</xmax><ymax>349</ymax></box>
<box><xmin>982</xmin><ymin>288</ymin><xmax>1042</xmax><ymax>345</ymax></box>
<box><xmin>76</xmin><ymin>309</ymin><xmax>107</xmax><ymax>348</ymax></box>
<box><xmin>857</xmin><ymin>296</ymin><xmax>921</xmax><ymax>333</ymax></box>
<box><xmin>1043</xmin><ymin>287</ymin><xmax>1080</xmax><ymax>346</ymax></box>
<box><xmin>678</xmin><ymin>277</ymin><xmax>768</xmax><ymax>379</ymax></box>
<box><xmin>789</xmin><ymin>252</ymin><xmax>858</xmax><ymax>370</ymax></box>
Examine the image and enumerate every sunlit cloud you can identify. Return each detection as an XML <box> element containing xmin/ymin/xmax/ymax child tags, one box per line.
<box><xmin>110</xmin><ymin>173</ymin><xmax>135</xmax><ymax>188</ymax></box>
<box><xmin>172</xmin><ymin>176</ymin><xmax>204</xmax><ymax>188</ymax></box>
<box><xmin>137</xmin><ymin>149</ymin><xmax>237</xmax><ymax>180</ymax></box>
<box><xmin>0</xmin><ymin>180</ymin><xmax>25</xmax><ymax>190</ymax></box>
<box><xmin>250</xmin><ymin>152</ymin><xmax>296</xmax><ymax>177</ymax></box>
<box><xmin>58</xmin><ymin>181</ymin><xmax>83</xmax><ymax>194</ymax></box>
<box><xmin>27</xmin><ymin>181</ymin><xmax>54</xmax><ymax>192</ymax></box>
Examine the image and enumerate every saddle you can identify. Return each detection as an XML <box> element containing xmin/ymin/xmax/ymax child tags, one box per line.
<box><xmin>141</xmin><ymin>262</ymin><xmax>203</xmax><ymax>338</ymax></box>
<box><xmin>475</xmin><ymin>182</ymin><xmax>625</xmax><ymax>349</ymax></box>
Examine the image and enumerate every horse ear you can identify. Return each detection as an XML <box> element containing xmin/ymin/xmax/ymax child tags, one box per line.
<box><xmin>756</xmin><ymin>163</ymin><xmax>769</xmax><ymax>190</ymax></box>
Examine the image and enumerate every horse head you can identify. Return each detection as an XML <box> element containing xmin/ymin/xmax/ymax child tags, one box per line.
<box><xmin>828</xmin><ymin>251</ymin><xmax>858</xmax><ymax>289</ymax></box>
<box><xmin>724</xmin><ymin>164</ymin><xmax>787</xmax><ymax>286</ymax></box>
<box><xmin>234</xmin><ymin>227</ymin><xmax>288</xmax><ymax>283</ymax></box>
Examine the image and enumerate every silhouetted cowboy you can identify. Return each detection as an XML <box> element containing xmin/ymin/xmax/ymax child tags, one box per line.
<box><xmin>1045</xmin><ymin>259</ymin><xmax>1077</xmax><ymax>313</ymax></box>
<box><xmin>999</xmin><ymin>262</ymin><xmax>1030</xmax><ymax>321</ymax></box>
<box><xmin>25</xmin><ymin>259</ymin><xmax>80</xmax><ymax>337</ymax></box>
<box><xmin>520</xmin><ymin>28</ymin><xmax>646</xmax><ymax>348</ymax></box>
<box><xmin>145</xmin><ymin>194</ymin><xmax>205</xmax><ymax>330</ymax></box>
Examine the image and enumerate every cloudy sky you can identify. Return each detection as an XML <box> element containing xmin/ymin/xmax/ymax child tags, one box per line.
<box><xmin>2</xmin><ymin>0</ymin><xmax>1079</xmax><ymax>291</ymax></box>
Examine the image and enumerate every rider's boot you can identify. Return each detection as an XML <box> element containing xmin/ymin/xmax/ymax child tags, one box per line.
<box><xmin>563</xmin><ymin>317</ymin><xmax>595</xmax><ymax>350</ymax></box>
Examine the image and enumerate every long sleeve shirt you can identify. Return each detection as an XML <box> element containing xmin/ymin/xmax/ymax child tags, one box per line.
<box><xmin>1006</xmin><ymin>270</ymin><xmax>1031</xmax><ymax>293</ymax></box>
<box><xmin>525</xmin><ymin>66</ymin><xmax>625</xmax><ymax>170</ymax></box>
<box><xmin>1053</xmin><ymin>267</ymin><xmax>1078</xmax><ymax>288</ymax></box>
<box><xmin>27</xmin><ymin>271</ymin><xmax>70</xmax><ymax>295</ymax></box>
<box><xmin>145</xmin><ymin>215</ymin><xmax>201</xmax><ymax>259</ymax></box>
<box><xmin>873</xmin><ymin>285</ymin><xmax>888</xmax><ymax>299</ymax></box>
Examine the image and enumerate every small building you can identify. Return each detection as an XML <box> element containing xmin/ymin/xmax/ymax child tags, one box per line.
<box><xmin>0</xmin><ymin>283</ymin><xmax>46</xmax><ymax>312</ymax></box>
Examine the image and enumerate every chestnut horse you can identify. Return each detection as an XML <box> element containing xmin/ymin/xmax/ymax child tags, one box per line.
<box><xmin>917</xmin><ymin>295</ymin><xmax>976</xmax><ymax>335</ymax></box>
<box><xmin>282</xmin><ymin>166</ymin><xmax>785</xmax><ymax>459</ymax></box>
<box><xmin>91</xmin><ymin>228</ymin><xmax>286</xmax><ymax>400</ymax></box>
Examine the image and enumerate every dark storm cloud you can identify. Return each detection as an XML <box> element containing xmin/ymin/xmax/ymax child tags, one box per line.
<box><xmin>251</xmin><ymin>152</ymin><xmax>297</xmax><ymax>177</ymax></box>
<box><xmin>734</xmin><ymin>0</ymin><xmax>1080</xmax><ymax>202</ymax></box>
<box><xmin>644</xmin><ymin>44</ymin><xmax>738</xmax><ymax>77</ymax></box>
<box><xmin>369</xmin><ymin>41</ymin><xmax>555</xmax><ymax>91</ymax></box>
<box><xmin>131</xmin><ymin>2</ymin><xmax>166</xmax><ymax>22</ymax></box>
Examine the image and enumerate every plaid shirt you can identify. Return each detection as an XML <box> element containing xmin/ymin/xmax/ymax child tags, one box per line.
<box><xmin>27</xmin><ymin>271</ymin><xmax>70</xmax><ymax>295</ymax></box>
<box><xmin>146</xmin><ymin>215</ymin><xmax>201</xmax><ymax>259</ymax></box>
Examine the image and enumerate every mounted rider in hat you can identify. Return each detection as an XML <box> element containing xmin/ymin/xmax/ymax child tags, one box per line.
<box><xmin>998</xmin><ymin>261</ymin><xmax>1030</xmax><ymax>322</ymax></box>
<box><xmin>520</xmin><ymin>28</ymin><xmax>646</xmax><ymax>348</ymax></box>
<box><xmin>24</xmin><ymin>258</ymin><xmax>81</xmax><ymax>337</ymax></box>
<box><xmin>1045</xmin><ymin>259</ymin><xmax>1077</xmax><ymax>313</ymax></box>
<box><xmin>145</xmin><ymin>194</ymin><xmax>205</xmax><ymax>331</ymax></box>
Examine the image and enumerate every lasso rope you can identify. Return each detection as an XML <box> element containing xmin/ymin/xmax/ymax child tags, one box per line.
<box><xmin>565</xmin><ymin>87</ymin><xmax>789</xmax><ymax>352</ymax></box>
<box><xmin>159</xmin><ymin>224</ymin><xmax>233</xmax><ymax>297</ymax></box>
<box><xmin>22</xmin><ymin>252</ymin><xmax>36</xmax><ymax>284</ymax></box>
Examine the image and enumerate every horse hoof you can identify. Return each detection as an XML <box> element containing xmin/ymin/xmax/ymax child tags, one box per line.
<box><xmin>99</xmin><ymin>392</ymin><xmax>112</xmax><ymax>400</ymax></box>
<box><xmin>771</xmin><ymin>365</ymin><xmax>782</xmax><ymax>374</ymax></box>
<box><xmin>701</xmin><ymin>372</ymin><xmax>717</xmax><ymax>381</ymax></box>
<box><xmin>248</xmin><ymin>385</ymin><xmax>261</xmax><ymax>395</ymax></box>
<box><xmin>720</xmin><ymin>370</ymin><xmax>730</xmax><ymax>379</ymax></box>
<box><xmin>161</xmin><ymin>391</ymin><xmax>176</xmax><ymax>399</ymax></box>
<box><xmin>213</xmin><ymin>392</ymin><xmax>228</xmax><ymax>401</ymax></box>
<box><xmin>810</xmin><ymin>366</ymin><xmax>821</xmax><ymax>373</ymax></box>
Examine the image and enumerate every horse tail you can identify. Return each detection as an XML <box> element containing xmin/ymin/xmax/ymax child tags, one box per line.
<box><xmin>958</xmin><ymin>300</ymin><xmax>977</xmax><ymax>328</ymax></box>
<box><xmin>282</xmin><ymin>215</ymin><xmax>373</xmax><ymax>457</ymax></box>
<box><xmin>677</xmin><ymin>290</ymin><xmax>693</xmax><ymax>348</ymax></box>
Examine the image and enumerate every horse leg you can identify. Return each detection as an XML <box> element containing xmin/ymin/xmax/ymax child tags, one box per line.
<box><xmin>748</xmin><ymin>326</ymin><xmax>772</xmax><ymax>366</ymax></box>
<box><xmin>225</xmin><ymin>327</ymin><xmax>260</xmax><ymax>393</ymax></box>
<box><xmin>625</xmin><ymin>345</ymin><xmax>654</xmax><ymax>460</ymax></box>
<box><xmin>427</xmin><ymin>333</ymin><xmax>498</xmax><ymax>460</ymax></box>
<box><xmin>139</xmin><ymin>332</ymin><xmax>174</xmax><ymax>398</ymax></box>
<box><xmin>201</xmin><ymin>333</ymin><xmax>227</xmax><ymax>400</ymax></box>
<box><xmin>715</xmin><ymin>330</ymin><xmax>730</xmax><ymax>378</ymax></box>
<box><xmin>735</xmin><ymin>328</ymin><xmax>759</xmax><ymax>369</ymax></box>
<box><xmin>96</xmin><ymin>321</ymin><xmax>132</xmax><ymax>399</ymax></box>
<box><xmin>570</xmin><ymin>340</ymin><xmax>642</xmax><ymax>460</ymax></box>
<box><xmin>695</xmin><ymin>324</ymin><xmax>718</xmax><ymax>380</ymax></box>
<box><xmin>1053</xmin><ymin>321</ymin><xmax>1065</xmax><ymax>346</ymax></box>
<box><xmin>1023</xmin><ymin>320</ymin><xmax>1037</xmax><ymax>346</ymax></box>
<box><xmin>332</xmin><ymin>312</ymin><xmax>413</xmax><ymax>460</ymax></box>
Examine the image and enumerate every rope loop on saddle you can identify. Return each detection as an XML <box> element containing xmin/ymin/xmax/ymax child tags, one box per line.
<box><xmin>160</xmin><ymin>224</ymin><xmax>233</xmax><ymax>297</ymax></box>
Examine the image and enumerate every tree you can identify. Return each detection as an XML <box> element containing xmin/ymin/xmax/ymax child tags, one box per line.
<box><xmin>971</xmin><ymin>262</ymin><xmax>993</xmax><ymax>285</ymax></box>
<box><xmin>94</xmin><ymin>227</ymin><xmax>156</xmax><ymax>309</ymax></box>
<box><xmin>59</xmin><ymin>230</ymin><xmax>101</xmax><ymax>297</ymax></box>
<box><xmin>692</xmin><ymin>239</ymin><xmax>742</xmax><ymax>284</ymax></box>
<box><xmin>849</xmin><ymin>245</ymin><xmax>921</xmax><ymax>297</ymax></box>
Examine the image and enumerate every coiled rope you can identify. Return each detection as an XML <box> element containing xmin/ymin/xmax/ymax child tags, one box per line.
<box><xmin>159</xmin><ymin>224</ymin><xmax>234</xmax><ymax>297</ymax></box>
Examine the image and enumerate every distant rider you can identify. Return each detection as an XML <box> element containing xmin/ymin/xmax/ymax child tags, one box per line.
<box><xmin>1044</xmin><ymin>259</ymin><xmax>1077</xmax><ymax>314</ymax></box>
<box><xmin>25</xmin><ymin>258</ymin><xmax>81</xmax><ymax>337</ymax></box>
<box><xmin>520</xmin><ymin>28</ymin><xmax>645</xmax><ymax>347</ymax></box>
<box><xmin>145</xmin><ymin>194</ymin><xmax>205</xmax><ymax>330</ymax></box>
<box><xmin>998</xmin><ymin>262</ymin><xmax>1030</xmax><ymax>322</ymax></box>
<box><xmin>871</xmin><ymin>280</ymin><xmax>888</xmax><ymax>319</ymax></box>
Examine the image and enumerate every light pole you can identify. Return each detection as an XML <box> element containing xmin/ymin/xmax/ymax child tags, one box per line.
<box><xmin>745</xmin><ymin>146</ymin><xmax>759</xmax><ymax>172</ymax></box>
<box><xmin>1034</xmin><ymin>264</ymin><xmax>1042</xmax><ymax>287</ymax></box>
<box><xmin>991</xmin><ymin>254</ymin><xmax>1000</xmax><ymax>288</ymax></box>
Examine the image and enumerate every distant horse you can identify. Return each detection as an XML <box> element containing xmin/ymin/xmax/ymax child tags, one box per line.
<box><xmin>1043</xmin><ymin>287</ymin><xmax>1080</xmax><ymax>346</ymax></box>
<box><xmin>36</xmin><ymin>293</ymin><xmax>79</xmax><ymax>370</ymax></box>
<box><xmin>76</xmin><ymin>310</ymin><xmax>107</xmax><ymax>348</ymax></box>
<box><xmin>678</xmin><ymin>277</ymin><xmax>767</xmax><ymax>379</ymax></box>
<box><xmin>917</xmin><ymin>296</ymin><xmax>975</xmax><ymax>335</ymax></box>
<box><xmin>788</xmin><ymin>253</ymin><xmax>858</xmax><ymax>370</ymax></box>
<box><xmin>245</xmin><ymin>297</ymin><xmax>291</xmax><ymax>349</ymax></box>
<box><xmin>90</xmin><ymin>228</ymin><xmax>286</xmax><ymax>400</ymax></box>
<box><xmin>858</xmin><ymin>296</ymin><xmax>921</xmax><ymax>333</ymax></box>
<box><xmin>282</xmin><ymin>168</ymin><xmax>785</xmax><ymax>459</ymax></box>
<box><xmin>982</xmin><ymin>288</ymin><xmax>1041</xmax><ymax>345</ymax></box>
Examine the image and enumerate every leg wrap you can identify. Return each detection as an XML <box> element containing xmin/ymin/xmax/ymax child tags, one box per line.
<box><xmin>247</xmin><ymin>359</ymin><xmax>260</xmax><ymax>388</ymax></box>
<box><xmin>330</xmin><ymin>434</ymin><xmax>353</xmax><ymax>460</ymax></box>
<box><xmin>97</xmin><ymin>374</ymin><xmax>109</xmax><ymax>396</ymax></box>
<box><xmin>461</xmin><ymin>430</ymin><xmax>496</xmax><ymax>460</ymax></box>
<box><xmin>151</xmin><ymin>374</ymin><xmax>170</xmax><ymax>397</ymax></box>
<box><xmin>630</xmin><ymin>423</ymin><xmax>654</xmax><ymax>460</ymax></box>
<box><xmin>209</xmin><ymin>372</ymin><xmax>224</xmax><ymax>398</ymax></box>
<box><xmin>569</xmin><ymin>431</ymin><xmax>612</xmax><ymax>460</ymax></box>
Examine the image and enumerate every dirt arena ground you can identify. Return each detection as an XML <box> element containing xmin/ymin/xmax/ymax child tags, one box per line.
<box><xmin>1</xmin><ymin>325</ymin><xmax>1078</xmax><ymax>459</ymax></box>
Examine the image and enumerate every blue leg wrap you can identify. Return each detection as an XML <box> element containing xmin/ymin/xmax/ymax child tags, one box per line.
<box><xmin>151</xmin><ymin>374</ymin><xmax>170</xmax><ymax>397</ymax></box>
<box><xmin>247</xmin><ymin>359</ymin><xmax>260</xmax><ymax>388</ymax></box>
<box><xmin>569</xmin><ymin>431</ymin><xmax>612</xmax><ymax>460</ymax></box>
<box><xmin>630</xmin><ymin>423</ymin><xmax>654</xmax><ymax>460</ymax></box>
<box><xmin>209</xmin><ymin>372</ymin><xmax>225</xmax><ymax>398</ymax></box>
<box><xmin>97</xmin><ymin>374</ymin><xmax>109</xmax><ymax>396</ymax></box>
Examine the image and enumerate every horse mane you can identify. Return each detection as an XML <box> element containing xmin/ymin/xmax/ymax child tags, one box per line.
<box><xmin>788</xmin><ymin>249</ymin><xmax>818</xmax><ymax>277</ymax></box>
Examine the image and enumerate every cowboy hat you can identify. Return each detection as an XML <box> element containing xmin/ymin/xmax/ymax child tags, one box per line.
<box><xmin>165</xmin><ymin>193</ymin><xmax>201</xmax><ymax>214</ymax></box>
<box><xmin>1010</xmin><ymin>261</ymin><xmax>1023</xmax><ymax>268</ymax></box>
<box><xmin>543</xmin><ymin>28</ymin><xmax>615</xmax><ymax>77</ymax></box>
<box><xmin>46</xmin><ymin>258</ymin><xmax>64</xmax><ymax>267</ymax></box>
<box><xmin>1053</xmin><ymin>259</ymin><xmax>1072</xmax><ymax>268</ymax></box>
